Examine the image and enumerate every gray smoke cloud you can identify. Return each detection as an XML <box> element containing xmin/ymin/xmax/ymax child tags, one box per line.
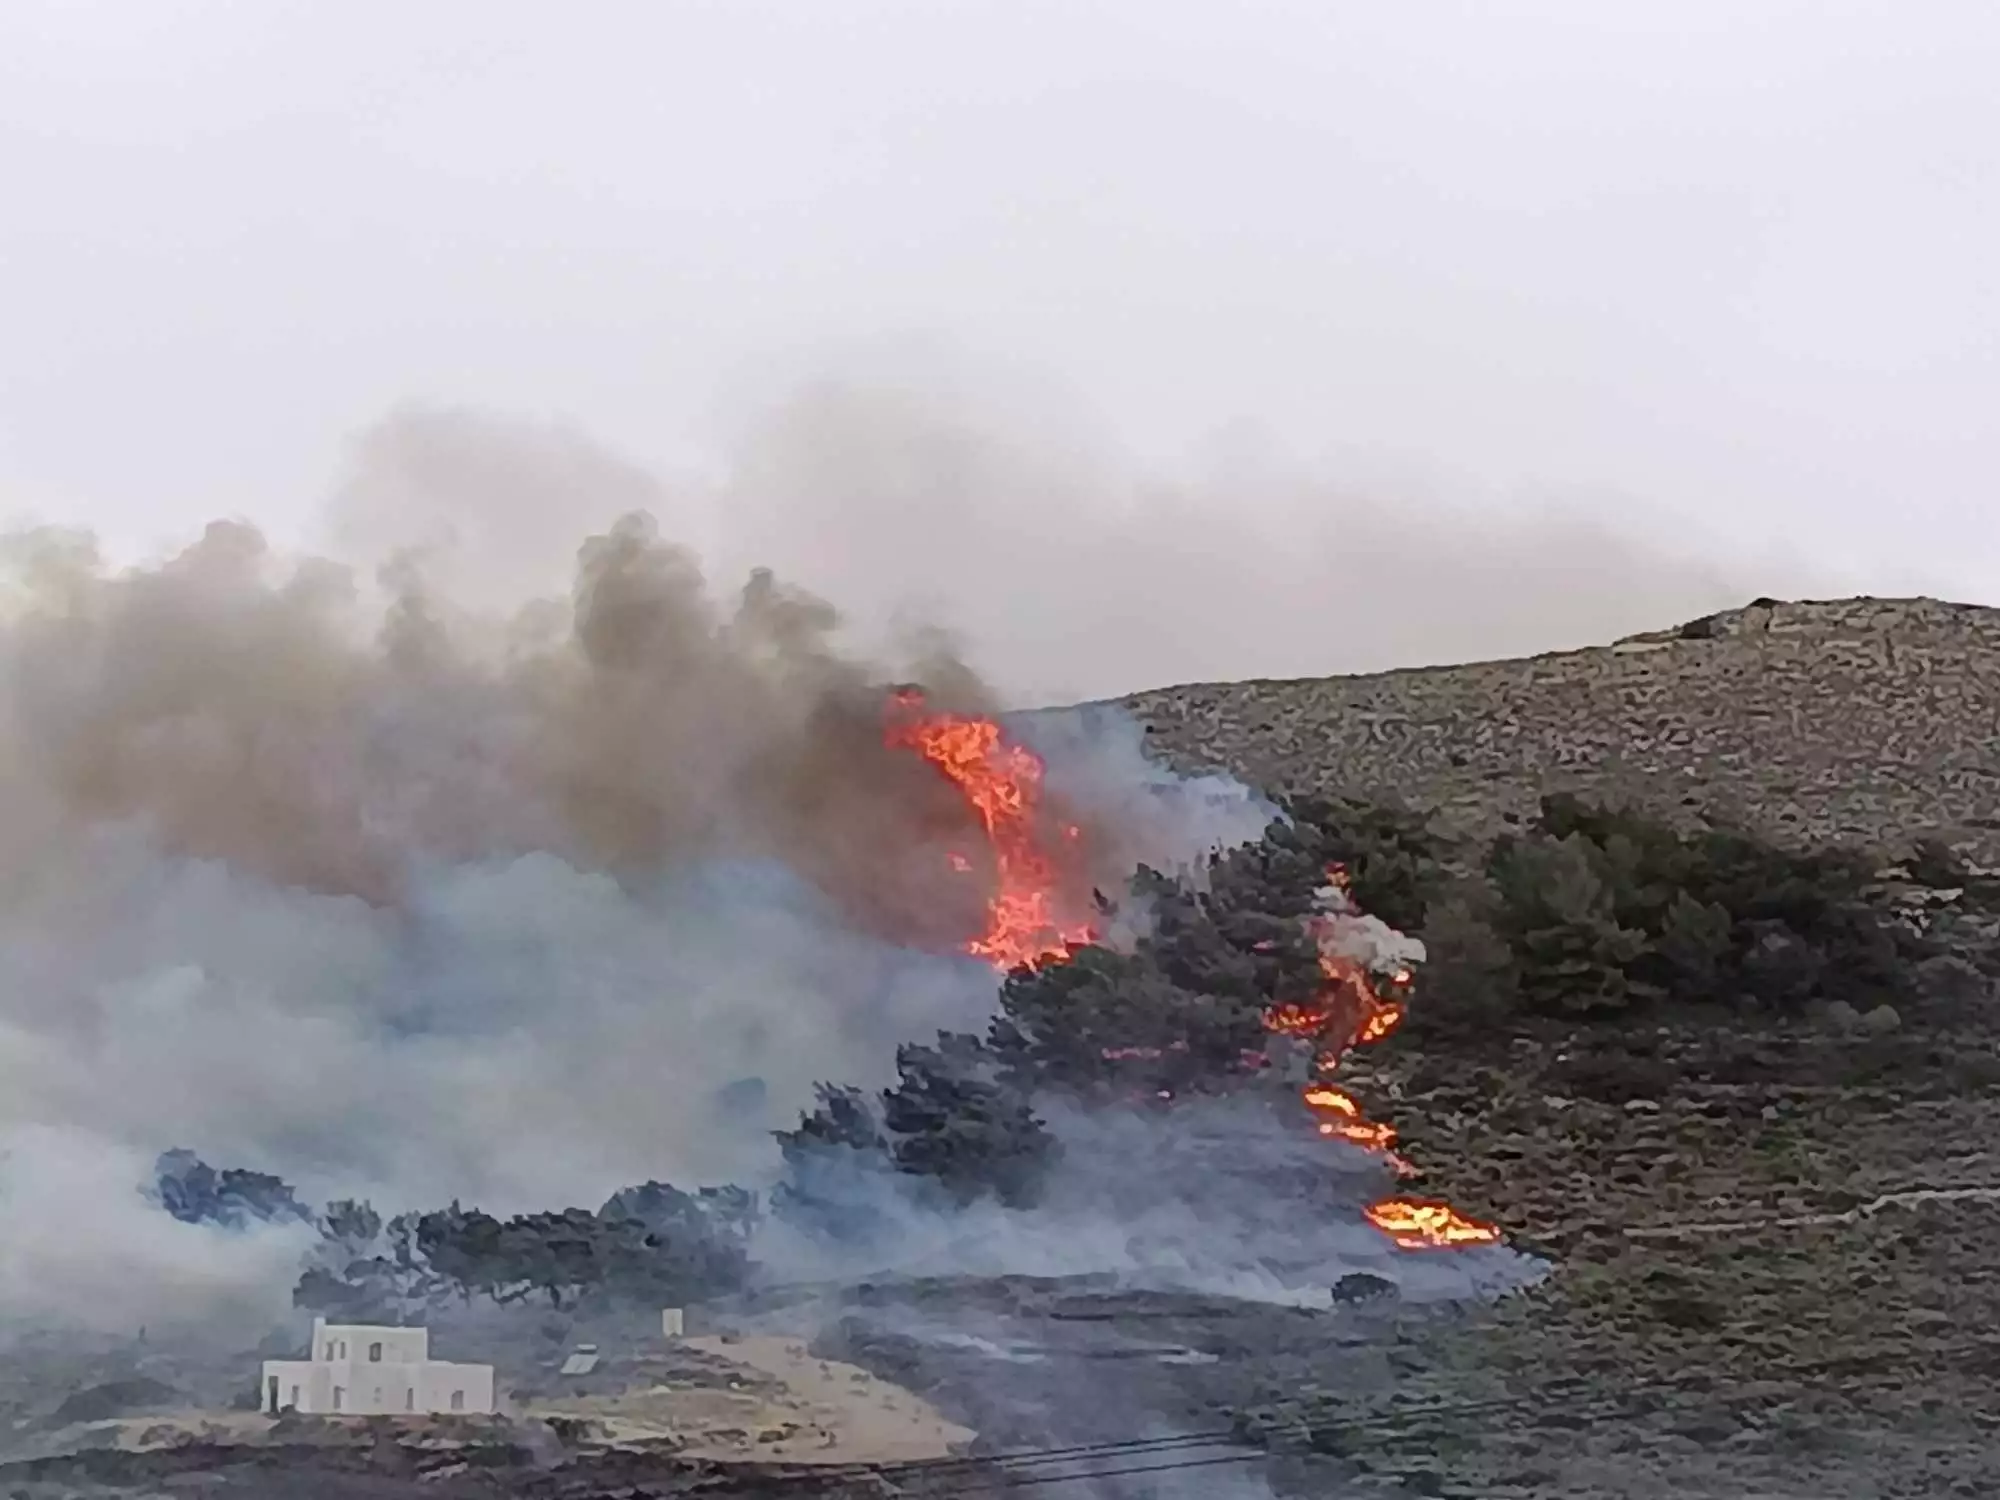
<box><xmin>693</xmin><ymin>351</ymin><xmax>1828</xmax><ymax>705</ymax></box>
<box><xmin>762</xmin><ymin>1095</ymin><xmax>1543</xmax><ymax>1308</ymax></box>
<box><xmin>318</xmin><ymin>373</ymin><xmax>1835</xmax><ymax>715</ymax></box>
<box><xmin>0</xmin><ymin>440</ymin><xmax>1279</xmax><ymax>1339</ymax></box>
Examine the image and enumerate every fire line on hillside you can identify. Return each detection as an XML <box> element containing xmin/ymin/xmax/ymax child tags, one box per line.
<box><xmin>1273</xmin><ymin>863</ymin><xmax>1501</xmax><ymax>1251</ymax></box>
<box><xmin>884</xmin><ymin>690</ymin><xmax>1503</xmax><ymax>1254</ymax></box>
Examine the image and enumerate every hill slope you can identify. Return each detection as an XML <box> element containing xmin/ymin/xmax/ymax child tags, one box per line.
<box><xmin>1121</xmin><ymin>595</ymin><xmax>2000</xmax><ymax>862</ymax></box>
<box><xmin>1121</xmin><ymin>596</ymin><xmax>2000</xmax><ymax>1499</ymax></box>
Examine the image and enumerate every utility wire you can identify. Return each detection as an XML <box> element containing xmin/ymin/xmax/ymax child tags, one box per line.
<box><xmin>865</xmin><ymin>1361</ymin><xmax>1964</xmax><ymax>1499</ymax></box>
<box><xmin>738</xmin><ymin>1338</ymin><xmax>1995</xmax><ymax>1496</ymax></box>
<box><xmin>859</xmin><ymin>1341</ymin><xmax>1969</xmax><ymax>1477</ymax></box>
<box><xmin>892</xmin><ymin>1448</ymin><xmax>1270</xmax><ymax>1495</ymax></box>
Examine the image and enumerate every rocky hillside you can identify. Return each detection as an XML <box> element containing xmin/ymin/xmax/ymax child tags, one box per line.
<box><xmin>1123</xmin><ymin>596</ymin><xmax>2000</xmax><ymax>1498</ymax></box>
<box><xmin>1120</xmin><ymin>595</ymin><xmax>2000</xmax><ymax>864</ymax></box>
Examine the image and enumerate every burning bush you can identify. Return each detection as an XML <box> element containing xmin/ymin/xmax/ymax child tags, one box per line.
<box><xmin>774</xmin><ymin>793</ymin><xmax>1463</xmax><ymax>1216</ymax></box>
<box><xmin>775</xmin><ymin>775</ymin><xmax>1964</xmax><ymax>1229</ymax></box>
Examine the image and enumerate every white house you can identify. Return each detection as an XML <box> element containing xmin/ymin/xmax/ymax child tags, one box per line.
<box><xmin>262</xmin><ymin>1318</ymin><xmax>495</xmax><ymax>1417</ymax></box>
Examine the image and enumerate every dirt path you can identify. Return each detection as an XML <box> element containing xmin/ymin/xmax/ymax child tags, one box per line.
<box><xmin>529</xmin><ymin>1333</ymin><xmax>973</xmax><ymax>1468</ymax></box>
<box><xmin>681</xmin><ymin>1334</ymin><xmax>976</xmax><ymax>1465</ymax></box>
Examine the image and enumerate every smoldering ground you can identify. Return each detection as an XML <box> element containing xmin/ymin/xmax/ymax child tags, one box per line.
<box><xmin>762</xmin><ymin>1095</ymin><xmax>1542</xmax><ymax>1308</ymax></box>
<box><xmin>0</xmin><ymin>448</ymin><xmax>1278</xmax><ymax>1340</ymax></box>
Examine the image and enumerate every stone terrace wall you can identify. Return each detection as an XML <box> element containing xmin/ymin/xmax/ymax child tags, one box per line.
<box><xmin>1116</xmin><ymin>596</ymin><xmax>2000</xmax><ymax>863</ymax></box>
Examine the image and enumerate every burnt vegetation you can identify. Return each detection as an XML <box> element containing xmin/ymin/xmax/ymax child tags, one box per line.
<box><xmin>158</xmin><ymin>793</ymin><xmax>1977</xmax><ymax>1304</ymax></box>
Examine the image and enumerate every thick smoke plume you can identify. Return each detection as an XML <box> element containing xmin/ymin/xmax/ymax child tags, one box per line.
<box><xmin>693</xmin><ymin>358</ymin><xmax>1810</xmax><ymax>704</ymax></box>
<box><xmin>325</xmin><ymin>382</ymin><xmax>1823</xmax><ymax>712</ymax></box>
<box><xmin>0</xmin><ymin>442</ymin><xmax>1273</xmax><ymax>1339</ymax></box>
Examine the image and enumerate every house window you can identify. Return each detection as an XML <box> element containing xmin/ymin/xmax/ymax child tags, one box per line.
<box><xmin>332</xmin><ymin>1386</ymin><xmax>345</xmax><ymax>1412</ymax></box>
<box><xmin>405</xmin><ymin>1388</ymin><xmax>415</xmax><ymax>1412</ymax></box>
<box><xmin>322</xmin><ymin>1345</ymin><xmax>335</xmax><ymax>1361</ymax></box>
<box><xmin>449</xmin><ymin>1390</ymin><xmax>465</xmax><ymax>1412</ymax></box>
<box><xmin>373</xmin><ymin>1387</ymin><xmax>383</xmax><ymax>1407</ymax></box>
<box><xmin>368</xmin><ymin>1342</ymin><xmax>382</xmax><ymax>1363</ymax></box>
<box><xmin>289</xmin><ymin>1385</ymin><xmax>300</xmax><ymax>1410</ymax></box>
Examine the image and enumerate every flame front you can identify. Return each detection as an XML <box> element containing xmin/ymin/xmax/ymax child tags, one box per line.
<box><xmin>885</xmin><ymin>690</ymin><xmax>1095</xmax><ymax>971</ymax></box>
<box><xmin>1272</xmin><ymin>864</ymin><xmax>1503</xmax><ymax>1252</ymax></box>
<box><xmin>1356</xmin><ymin>994</ymin><xmax>1406</xmax><ymax>1044</ymax></box>
<box><xmin>883</xmin><ymin>710</ymin><xmax>1500</xmax><ymax>1253</ymax></box>
<box><xmin>1303</xmin><ymin>1084</ymin><xmax>1402</xmax><ymax>1153</ymax></box>
<box><xmin>1364</xmin><ymin>1198</ymin><xmax>1503</xmax><ymax>1249</ymax></box>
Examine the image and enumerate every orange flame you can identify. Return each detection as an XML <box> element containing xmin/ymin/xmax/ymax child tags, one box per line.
<box><xmin>1268</xmin><ymin>879</ymin><xmax>1502</xmax><ymax>1251</ymax></box>
<box><xmin>1321</xmin><ymin>1120</ymin><xmax>1403</xmax><ymax>1152</ymax></box>
<box><xmin>885</xmin><ymin>690</ymin><xmax>1096</xmax><ymax>971</ymax></box>
<box><xmin>1357</xmin><ymin>999</ymin><xmax>1405</xmax><ymax>1045</ymax></box>
<box><xmin>1262</xmin><ymin>1001</ymin><xmax>1333</xmax><ymax>1039</ymax></box>
<box><xmin>884</xmin><ymin>696</ymin><xmax>1499</xmax><ymax>1250</ymax></box>
<box><xmin>1304</xmin><ymin>1084</ymin><xmax>1401</xmax><ymax>1152</ymax></box>
<box><xmin>1305</xmin><ymin>952</ymin><xmax>1408</xmax><ymax>1059</ymax></box>
<box><xmin>1364</xmin><ymin>1198</ymin><xmax>1504</xmax><ymax>1250</ymax></box>
<box><xmin>1302</xmin><ymin>1084</ymin><xmax>1360</xmax><ymax>1116</ymax></box>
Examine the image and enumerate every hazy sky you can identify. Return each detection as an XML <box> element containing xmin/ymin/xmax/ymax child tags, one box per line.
<box><xmin>2</xmin><ymin>1</ymin><xmax>1994</xmax><ymax>700</ymax></box>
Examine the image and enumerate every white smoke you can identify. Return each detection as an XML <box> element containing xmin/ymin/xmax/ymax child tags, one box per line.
<box><xmin>0</xmin><ymin>407</ymin><xmax>1551</xmax><ymax>1346</ymax></box>
<box><xmin>1312</xmin><ymin>879</ymin><xmax>1429</xmax><ymax>975</ymax></box>
<box><xmin>0</xmin><ymin>1126</ymin><xmax>319</xmax><ymax>1343</ymax></box>
<box><xmin>1010</xmin><ymin>703</ymin><xmax>1279</xmax><ymax>884</ymax></box>
<box><xmin>761</xmin><ymin>1097</ymin><xmax>1546</xmax><ymax>1309</ymax></box>
<box><xmin>0</xmin><ymin>450</ymin><xmax>1280</xmax><ymax>1338</ymax></box>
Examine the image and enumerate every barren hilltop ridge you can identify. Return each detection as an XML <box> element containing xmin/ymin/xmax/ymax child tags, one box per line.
<box><xmin>1125</xmin><ymin>595</ymin><xmax>2000</xmax><ymax>865</ymax></box>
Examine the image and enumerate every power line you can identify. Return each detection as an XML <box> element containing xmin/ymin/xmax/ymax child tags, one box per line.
<box><xmin>875</xmin><ymin>1362</ymin><xmax>1966</xmax><ymax>1499</ymax></box>
<box><xmin>895</xmin><ymin>1448</ymin><xmax>1270</xmax><ymax>1496</ymax></box>
<box><xmin>726</xmin><ymin>1338</ymin><xmax>1997</xmax><ymax>1497</ymax></box>
<box><xmin>838</xmin><ymin>1430</ymin><xmax>1247</xmax><ymax>1477</ymax></box>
